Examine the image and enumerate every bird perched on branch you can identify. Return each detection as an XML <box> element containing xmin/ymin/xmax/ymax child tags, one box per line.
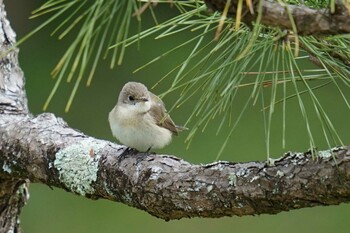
<box><xmin>109</xmin><ymin>82</ymin><xmax>187</xmax><ymax>152</ymax></box>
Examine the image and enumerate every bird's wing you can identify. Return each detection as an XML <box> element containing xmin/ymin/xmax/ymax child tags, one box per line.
<box><xmin>149</xmin><ymin>92</ymin><xmax>179</xmax><ymax>135</ymax></box>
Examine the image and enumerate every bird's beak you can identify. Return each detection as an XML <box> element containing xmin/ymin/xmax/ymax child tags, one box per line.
<box><xmin>140</xmin><ymin>97</ymin><xmax>149</xmax><ymax>102</ymax></box>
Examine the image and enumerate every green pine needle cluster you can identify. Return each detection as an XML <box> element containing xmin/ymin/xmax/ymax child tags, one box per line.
<box><xmin>19</xmin><ymin>0</ymin><xmax>139</xmax><ymax>112</ymax></box>
<box><xmin>20</xmin><ymin>0</ymin><xmax>350</xmax><ymax>159</ymax></box>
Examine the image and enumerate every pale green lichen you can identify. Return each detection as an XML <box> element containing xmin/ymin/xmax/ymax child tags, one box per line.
<box><xmin>266</xmin><ymin>158</ymin><xmax>279</xmax><ymax>166</ymax></box>
<box><xmin>54</xmin><ymin>139</ymin><xmax>107</xmax><ymax>196</ymax></box>
<box><xmin>103</xmin><ymin>181</ymin><xmax>115</xmax><ymax>197</ymax></box>
<box><xmin>179</xmin><ymin>191</ymin><xmax>189</xmax><ymax>199</ymax></box>
<box><xmin>2</xmin><ymin>161</ymin><xmax>12</xmax><ymax>174</ymax></box>
<box><xmin>272</xmin><ymin>187</ymin><xmax>279</xmax><ymax>194</ymax></box>
<box><xmin>318</xmin><ymin>150</ymin><xmax>333</xmax><ymax>159</ymax></box>
<box><xmin>194</xmin><ymin>180</ymin><xmax>206</xmax><ymax>191</ymax></box>
<box><xmin>276</xmin><ymin>170</ymin><xmax>284</xmax><ymax>178</ymax></box>
<box><xmin>228</xmin><ymin>174</ymin><xmax>237</xmax><ymax>186</ymax></box>
<box><xmin>318</xmin><ymin>146</ymin><xmax>345</xmax><ymax>159</ymax></box>
<box><xmin>121</xmin><ymin>193</ymin><xmax>133</xmax><ymax>204</ymax></box>
<box><xmin>250</xmin><ymin>176</ymin><xmax>259</xmax><ymax>182</ymax></box>
<box><xmin>207</xmin><ymin>184</ymin><xmax>213</xmax><ymax>193</ymax></box>
<box><xmin>16</xmin><ymin>183</ymin><xmax>30</xmax><ymax>201</ymax></box>
<box><xmin>149</xmin><ymin>166</ymin><xmax>163</xmax><ymax>180</ymax></box>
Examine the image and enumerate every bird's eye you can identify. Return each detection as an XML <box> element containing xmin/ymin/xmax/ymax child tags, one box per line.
<box><xmin>128</xmin><ymin>96</ymin><xmax>135</xmax><ymax>101</ymax></box>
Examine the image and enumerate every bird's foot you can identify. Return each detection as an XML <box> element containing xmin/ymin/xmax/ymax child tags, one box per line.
<box><xmin>118</xmin><ymin>147</ymin><xmax>138</xmax><ymax>161</ymax></box>
<box><xmin>146</xmin><ymin>146</ymin><xmax>152</xmax><ymax>153</ymax></box>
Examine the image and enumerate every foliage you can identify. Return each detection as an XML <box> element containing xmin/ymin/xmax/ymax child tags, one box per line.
<box><xmin>19</xmin><ymin>0</ymin><xmax>350</xmax><ymax>158</ymax></box>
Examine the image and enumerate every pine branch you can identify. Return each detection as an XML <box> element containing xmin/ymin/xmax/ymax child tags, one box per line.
<box><xmin>204</xmin><ymin>0</ymin><xmax>350</xmax><ymax>35</ymax></box>
<box><xmin>1</xmin><ymin>0</ymin><xmax>350</xmax><ymax>231</ymax></box>
<box><xmin>1</xmin><ymin>113</ymin><xmax>350</xmax><ymax>220</ymax></box>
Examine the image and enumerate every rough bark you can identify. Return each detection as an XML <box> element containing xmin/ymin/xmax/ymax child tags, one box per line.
<box><xmin>0</xmin><ymin>0</ymin><xmax>28</xmax><ymax>232</ymax></box>
<box><xmin>1</xmin><ymin>0</ymin><xmax>350</xmax><ymax>231</ymax></box>
<box><xmin>1</xmin><ymin>113</ymin><xmax>350</xmax><ymax>221</ymax></box>
<box><xmin>204</xmin><ymin>0</ymin><xmax>350</xmax><ymax>35</ymax></box>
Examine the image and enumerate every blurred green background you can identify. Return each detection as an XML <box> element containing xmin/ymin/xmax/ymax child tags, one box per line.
<box><xmin>5</xmin><ymin>1</ymin><xmax>350</xmax><ymax>232</ymax></box>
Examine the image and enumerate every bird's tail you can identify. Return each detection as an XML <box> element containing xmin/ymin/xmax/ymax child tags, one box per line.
<box><xmin>176</xmin><ymin>125</ymin><xmax>189</xmax><ymax>132</ymax></box>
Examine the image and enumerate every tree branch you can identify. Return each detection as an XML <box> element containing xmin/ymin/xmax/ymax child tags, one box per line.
<box><xmin>204</xmin><ymin>0</ymin><xmax>350</xmax><ymax>35</ymax></box>
<box><xmin>1</xmin><ymin>0</ymin><xmax>350</xmax><ymax>231</ymax></box>
<box><xmin>0</xmin><ymin>0</ymin><xmax>29</xmax><ymax>232</ymax></box>
<box><xmin>1</xmin><ymin>113</ymin><xmax>350</xmax><ymax>220</ymax></box>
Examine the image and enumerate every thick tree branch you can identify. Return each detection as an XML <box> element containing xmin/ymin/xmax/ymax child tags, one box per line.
<box><xmin>0</xmin><ymin>0</ymin><xmax>28</xmax><ymax>232</ymax></box>
<box><xmin>204</xmin><ymin>0</ymin><xmax>350</xmax><ymax>35</ymax></box>
<box><xmin>0</xmin><ymin>4</ymin><xmax>27</xmax><ymax>115</ymax></box>
<box><xmin>1</xmin><ymin>113</ymin><xmax>350</xmax><ymax>220</ymax></box>
<box><xmin>1</xmin><ymin>0</ymin><xmax>350</xmax><ymax>231</ymax></box>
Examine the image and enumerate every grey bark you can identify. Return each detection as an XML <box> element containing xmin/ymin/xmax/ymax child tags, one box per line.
<box><xmin>1</xmin><ymin>0</ymin><xmax>350</xmax><ymax>232</ymax></box>
<box><xmin>204</xmin><ymin>0</ymin><xmax>350</xmax><ymax>36</ymax></box>
<box><xmin>2</xmin><ymin>111</ymin><xmax>350</xmax><ymax>221</ymax></box>
<box><xmin>2</xmin><ymin>113</ymin><xmax>350</xmax><ymax>221</ymax></box>
<box><xmin>0</xmin><ymin>0</ymin><xmax>28</xmax><ymax>232</ymax></box>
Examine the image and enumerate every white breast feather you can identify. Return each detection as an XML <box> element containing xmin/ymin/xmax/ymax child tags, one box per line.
<box><xmin>109</xmin><ymin>103</ymin><xmax>172</xmax><ymax>151</ymax></box>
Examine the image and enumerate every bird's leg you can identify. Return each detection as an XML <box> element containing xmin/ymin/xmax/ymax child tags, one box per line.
<box><xmin>124</xmin><ymin>147</ymin><xmax>138</xmax><ymax>155</ymax></box>
<box><xmin>118</xmin><ymin>147</ymin><xmax>138</xmax><ymax>161</ymax></box>
<box><xmin>134</xmin><ymin>147</ymin><xmax>153</xmax><ymax>163</ymax></box>
<box><xmin>146</xmin><ymin>146</ymin><xmax>152</xmax><ymax>153</ymax></box>
<box><xmin>119</xmin><ymin>147</ymin><xmax>153</xmax><ymax>163</ymax></box>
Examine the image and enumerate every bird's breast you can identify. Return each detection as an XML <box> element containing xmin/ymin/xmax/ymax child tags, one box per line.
<box><xmin>108</xmin><ymin>105</ymin><xmax>172</xmax><ymax>151</ymax></box>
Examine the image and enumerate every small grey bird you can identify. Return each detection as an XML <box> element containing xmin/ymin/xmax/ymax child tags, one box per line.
<box><xmin>108</xmin><ymin>82</ymin><xmax>186</xmax><ymax>152</ymax></box>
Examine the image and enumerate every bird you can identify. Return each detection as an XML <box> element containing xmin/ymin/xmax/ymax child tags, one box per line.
<box><xmin>108</xmin><ymin>82</ymin><xmax>186</xmax><ymax>152</ymax></box>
